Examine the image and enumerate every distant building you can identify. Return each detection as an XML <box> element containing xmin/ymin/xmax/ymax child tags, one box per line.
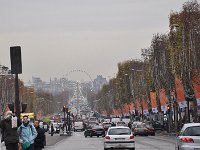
<box><xmin>93</xmin><ymin>75</ymin><xmax>108</xmax><ymax>92</ymax></box>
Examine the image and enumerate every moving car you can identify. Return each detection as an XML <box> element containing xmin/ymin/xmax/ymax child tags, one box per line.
<box><xmin>104</xmin><ymin>126</ymin><xmax>135</xmax><ymax>150</ymax></box>
<box><xmin>116</xmin><ymin>121</ymin><xmax>126</xmax><ymax>126</ymax></box>
<box><xmin>102</xmin><ymin>122</ymin><xmax>112</xmax><ymax>132</ymax></box>
<box><xmin>152</xmin><ymin>121</ymin><xmax>163</xmax><ymax>130</ymax></box>
<box><xmin>176</xmin><ymin>123</ymin><xmax>200</xmax><ymax>150</ymax></box>
<box><xmin>74</xmin><ymin>121</ymin><xmax>84</xmax><ymax>132</ymax></box>
<box><xmin>133</xmin><ymin>124</ymin><xmax>149</xmax><ymax>136</ymax></box>
<box><xmin>49</xmin><ymin>123</ymin><xmax>59</xmax><ymax>134</ymax></box>
<box><xmin>146</xmin><ymin>124</ymin><xmax>155</xmax><ymax>136</ymax></box>
<box><xmin>111</xmin><ymin>118</ymin><xmax>121</xmax><ymax>124</ymax></box>
<box><xmin>132</xmin><ymin>121</ymin><xmax>143</xmax><ymax>131</ymax></box>
<box><xmin>122</xmin><ymin>118</ymin><xmax>131</xmax><ymax>126</ymax></box>
<box><xmin>84</xmin><ymin>125</ymin><xmax>105</xmax><ymax>138</ymax></box>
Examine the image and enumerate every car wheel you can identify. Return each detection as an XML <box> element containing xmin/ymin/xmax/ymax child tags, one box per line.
<box><xmin>85</xmin><ymin>135</ymin><xmax>87</xmax><ymax>138</ymax></box>
<box><xmin>152</xmin><ymin>133</ymin><xmax>155</xmax><ymax>136</ymax></box>
<box><xmin>97</xmin><ymin>135</ymin><xmax>99</xmax><ymax>138</ymax></box>
<box><xmin>129</xmin><ymin>148</ymin><xmax>135</xmax><ymax>150</ymax></box>
<box><xmin>90</xmin><ymin>133</ymin><xmax>92</xmax><ymax>137</ymax></box>
<box><xmin>104</xmin><ymin>148</ymin><xmax>108</xmax><ymax>150</ymax></box>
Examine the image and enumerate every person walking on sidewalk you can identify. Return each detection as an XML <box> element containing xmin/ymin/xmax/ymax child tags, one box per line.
<box><xmin>18</xmin><ymin>116</ymin><xmax>37</xmax><ymax>150</ymax></box>
<box><xmin>0</xmin><ymin>111</ymin><xmax>21</xmax><ymax>150</ymax></box>
<box><xmin>34</xmin><ymin>120</ymin><xmax>46</xmax><ymax>150</ymax></box>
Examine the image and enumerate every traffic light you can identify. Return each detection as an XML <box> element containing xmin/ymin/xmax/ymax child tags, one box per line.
<box><xmin>8</xmin><ymin>103</ymin><xmax>14</xmax><ymax>112</ymax></box>
<box><xmin>10</xmin><ymin>46</ymin><xmax>22</xmax><ymax>74</ymax></box>
<box><xmin>63</xmin><ymin>106</ymin><xmax>68</xmax><ymax>112</ymax></box>
<box><xmin>21</xmin><ymin>103</ymin><xmax>27</xmax><ymax>113</ymax></box>
<box><xmin>167</xmin><ymin>105</ymin><xmax>171</xmax><ymax>114</ymax></box>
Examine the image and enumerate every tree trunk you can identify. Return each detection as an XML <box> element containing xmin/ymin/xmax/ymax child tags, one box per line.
<box><xmin>193</xmin><ymin>97</ymin><xmax>198</xmax><ymax>122</ymax></box>
<box><xmin>156</xmin><ymin>89</ymin><xmax>162</xmax><ymax>112</ymax></box>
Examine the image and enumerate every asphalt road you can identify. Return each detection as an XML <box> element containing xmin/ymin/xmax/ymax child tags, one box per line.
<box><xmin>1</xmin><ymin>132</ymin><xmax>176</xmax><ymax>150</ymax></box>
<box><xmin>44</xmin><ymin>132</ymin><xmax>176</xmax><ymax>150</ymax></box>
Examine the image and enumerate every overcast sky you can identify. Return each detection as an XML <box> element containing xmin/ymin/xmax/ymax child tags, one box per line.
<box><xmin>0</xmin><ymin>0</ymin><xmax>190</xmax><ymax>82</ymax></box>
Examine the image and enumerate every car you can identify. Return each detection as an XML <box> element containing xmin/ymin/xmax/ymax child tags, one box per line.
<box><xmin>49</xmin><ymin>123</ymin><xmax>59</xmax><ymax>134</ymax></box>
<box><xmin>74</xmin><ymin>121</ymin><xmax>84</xmax><ymax>132</ymax></box>
<box><xmin>84</xmin><ymin>125</ymin><xmax>105</xmax><ymax>138</ymax></box>
<box><xmin>133</xmin><ymin>124</ymin><xmax>149</xmax><ymax>136</ymax></box>
<box><xmin>104</xmin><ymin>126</ymin><xmax>135</xmax><ymax>150</ymax></box>
<box><xmin>122</xmin><ymin>118</ymin><xmax>131</xmax><ymax>126</ymax></box>
<box><xmin>145</xmin><ymin>124</ymin><xmax>155</xmax><ymax>136</ymax></box>
<box><xmin>116</xmin><ymin>121</ymin><xmax>126</xmax><ymax>126</ymax></box>
<box><xmin>104</xmin><ymin>119</ymin><xmax>111</xmax><ymax>123</ymax></box>
<box><xmin>131</xmin><ymin>121</ymin><xmax>143</xmax><ymax>131</ymax></box>
<box><xmin>152</xmin><ymin>120</ymin><xmax>163</xmax><ymax>130</ymax></box>
<box><xmin>111</xmin><ymin>117</ymin><xmax>121</xmax><ymax>124</ymax></box>
<box><xmin>102</xmin><ymin>122</ymin><xmax>112</xmax><ymax>132</ymax></box>
<box><xmin>176</xmin><ymin>123</ymin><xmax>200</xmax><ymax>150</ymax></box>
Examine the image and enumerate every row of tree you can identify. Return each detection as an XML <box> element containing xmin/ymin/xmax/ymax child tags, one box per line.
<box><xmin>0</xmin><ymin>64</ymin><xmax>56</xmax><ymax>116</ymax></box>
<box><xmin>96</xmin><ymin>1</ymin><xmax>200</xmax><ymax>122</ymax></box>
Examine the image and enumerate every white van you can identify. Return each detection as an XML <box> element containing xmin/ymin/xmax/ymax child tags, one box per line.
<box><xmin>74</xmin><ymin>121</ymin><xmax>84</xmax><ymax>132</ymax></box>
<box><xmin>111</xmin><ymin>118</ymin><xmax>120</xmax><ymax>123</ymax></box>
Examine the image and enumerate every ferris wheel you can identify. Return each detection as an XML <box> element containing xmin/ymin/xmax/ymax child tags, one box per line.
<box><xmin>64</xmin><ymin>69</ymin><xmax>94</xmax><ymax>90</ymax></box>
<box><xmin>63</xmin><ymin>69</ymin><xmax>94</xmax><ymax>115</ymax></box>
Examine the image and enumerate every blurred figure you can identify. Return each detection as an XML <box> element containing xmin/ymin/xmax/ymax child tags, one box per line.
<box><xmin>34</xmin><ymin>120</ymin><xmax>46</xmax><ymax>150</ymax></box>
<box><xmin>111</xmin><ymin>122</ymin><xmax>116</xmax><ymax>127</ymax></box>
<box><xmin>0</xmin><ymin>111</ymin><xmax>21</xmax><ymax>150</ymax></box>
<box><xmin>128</xmin><ymin>121</ymin><xmax>132</xmax><ymax>129</ymax></box>
<box><xmin>50</xmin><ymin>124</ymin><xmax>54</xmax><ymax>136</ymax></box>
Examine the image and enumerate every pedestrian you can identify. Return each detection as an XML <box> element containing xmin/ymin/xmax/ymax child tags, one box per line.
<box><xmin>50</xmin><ymin>124</ymin><xmax>54</xmax><ymax>136</ymax></box>
<box><xmin>18</xmin><ymin>116</ymin><xmax>37</xmax><ymax>150</ymax></box>
<box><xmin>128</xmin><ymin>121</ymin><xmax>132</xmax><ymax>129</ymax></box>
<box><xmin>34</xmin><ymin>120</ymin><xmax>46</xmax><ymax>150</ymax></box>
<box><xmin>111</xmin><ymin>122</ymin><xmax>116</xmax><ymax>127</ymax></box>
<box><xmin>0</xmin><ymin>111</ymin><xmax>21</xmax><ymax>150</ymax></box>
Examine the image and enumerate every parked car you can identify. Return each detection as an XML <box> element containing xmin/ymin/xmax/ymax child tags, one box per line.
<box><xmin>84</xmin><ymin>125</ymin><xmax>105</xmax><ymax>138</ymax></box>
<box><xmin>176</xmin><ymin>123</ymin><xmax>200</xmax><ymax>150</ymax></box>
<box><xmin>74</xmin><ymin>121</ymin><xmax>84</xmax><ymax>132</ymax></box>
<box><xmin>104</xmin><ymin>126</ymin><xmax>135</xmax><ymax>150</ymax></box>
<box><xmin>133</xmin><ymin>124</ymin><xmax>149</xmax><ymax>136</ymax></box>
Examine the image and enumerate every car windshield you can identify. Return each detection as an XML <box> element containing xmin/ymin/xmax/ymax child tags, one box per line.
<box><xmin>108</xmin><ymin>128</ymin><xmax>131</xmax><ymax>135</ymax></box>
<box><xmin>182</xmin><ymin>126</ymin><xmax>200</xmax><ymax>136</ymax></box>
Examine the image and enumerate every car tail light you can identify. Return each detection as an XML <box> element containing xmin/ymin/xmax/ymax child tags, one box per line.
<box><xmin>130</xmin><ymin>135</ymin><xmax>134</xmax><ymax>139</ymax></box>
<box><xmin>180</xmin><ymin>137</ymin><xmax>194</xmax><ymax>143</ymax></box>
<box><xmin>105</xmin><ymin>136</ymin><xmax>110</xmax><ymax>140</ymax></box>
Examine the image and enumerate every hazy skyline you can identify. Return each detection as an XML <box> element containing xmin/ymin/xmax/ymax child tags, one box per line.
<box><xmin>0</xmin><ymin>0</ymin><xmax>188</xmax><ymax>82</ymax></box>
